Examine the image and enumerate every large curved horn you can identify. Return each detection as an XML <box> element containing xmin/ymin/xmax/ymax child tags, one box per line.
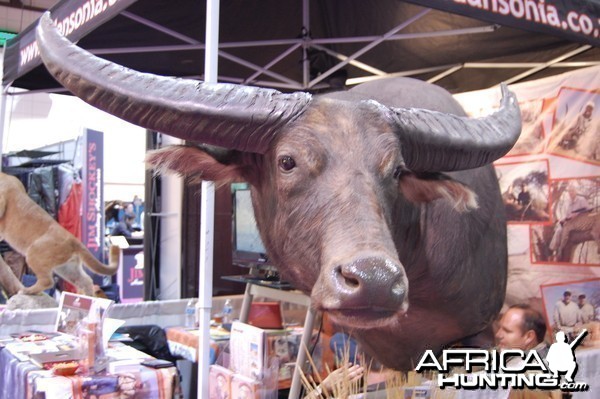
<box><xmin>35</xmin><ymin>12</ymin><xmax>312</xmax><ymax>154</ymax></box>
<box><xmin>391</xmin><ymin>84</ymin><xmax>521</xmax><ymax>172</ymax></box>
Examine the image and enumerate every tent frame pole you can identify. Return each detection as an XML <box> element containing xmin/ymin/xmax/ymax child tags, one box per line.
<box><xmin>197</xmin><ymin>1</ymin><xmax>219</xmax><ymax>398</ymax></box>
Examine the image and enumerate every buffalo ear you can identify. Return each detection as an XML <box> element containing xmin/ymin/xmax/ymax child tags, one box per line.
<box><xmin>145</xmin><ymin>145</ymin><xmax>246</xmax><ymax>184</ymax></box>
<box><xmin>398</xmin><ymin>171</ymin><xmax>478</xmax><ymax>212</ymax></box>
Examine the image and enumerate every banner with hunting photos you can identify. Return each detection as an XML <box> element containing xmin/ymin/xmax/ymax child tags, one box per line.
<box><xmin>454</xmin><ymin>65</ymin><xmax>600</xmax><ymax>320</ymax></box>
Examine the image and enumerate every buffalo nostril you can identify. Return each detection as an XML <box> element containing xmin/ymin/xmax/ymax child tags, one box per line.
<box><xmin>343</xmin><ymin>275</ymin><xmax>360</xmax><ymax>288</ymax></box>
<box><xmin>334</xmin><ymin>265</ymin><xmax>360</xmax><ymax>289</ymax></box>
<box><xmin>331</xmin><ymin>257</ymin><xmax>407</xmax><ymax>310</ymax></box>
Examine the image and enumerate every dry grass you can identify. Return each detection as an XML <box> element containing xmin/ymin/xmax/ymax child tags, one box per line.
<box><xmin>298</xmin><ymin>344</ymin><xmax>456</xmax><ymax>399</ymax></box>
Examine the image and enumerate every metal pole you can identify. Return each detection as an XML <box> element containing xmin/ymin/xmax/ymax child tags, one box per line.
<box><xmin>309</xmin><ymin>9</ymin><xmax>430</xmax><ymax>88</ymax></box>
<box><xmin>302</xmin><ymin>0</ymin><xmax>310</xmax><ymax>88</ymax></box>
<box><xmin>289</xmin><ymin>308</ymin><xmax>317</xmax><ymax>399</ymax></box>
<box><xmin>198</xmin><ymin>0</ymin><xmax>219</xmax><ymax>398</ymax></box>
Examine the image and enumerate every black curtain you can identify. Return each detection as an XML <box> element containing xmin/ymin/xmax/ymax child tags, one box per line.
<box><xmin>143</xmin><ymin>130</ymin><xmax>161</xmax><ymax>300</ymax></box>
<box><xmin>181</xmin><ymin>181</ymin><xmax>243</xmax><ymax>298</ymax></box>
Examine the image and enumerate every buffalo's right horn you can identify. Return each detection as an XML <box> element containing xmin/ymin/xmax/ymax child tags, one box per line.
<box><xmin>35</xmin><ymin>12</ymin><xmax>311</xmax><ymax>154</ymax></box>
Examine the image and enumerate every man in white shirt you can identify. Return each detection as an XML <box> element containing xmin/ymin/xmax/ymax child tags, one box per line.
<box><xmin>577</xmin><ymin>294</ymin><xmax>595</xmax><ymax>324</ymax></box>
<box><xmin>553</xmin><ymin>291</ymin><xmax>580</xmax><ymax>334</ymax></box>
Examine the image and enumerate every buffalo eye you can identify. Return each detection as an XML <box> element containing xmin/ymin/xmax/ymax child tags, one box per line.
<box><xmin>278</xmin><ymin>155</ymin><xmax>296</xmax><ymax>172</ymax></box>
<box><xmin>393</xmin><ymin>166</ymin><xmax>405</xmax><ymax>179</ymax></box>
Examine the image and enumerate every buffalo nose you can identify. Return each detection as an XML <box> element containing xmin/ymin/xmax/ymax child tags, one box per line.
<box><xmin>332</xmin><ymin>257</ymin><xmax>407</xmax><ymax>310</ymax></box>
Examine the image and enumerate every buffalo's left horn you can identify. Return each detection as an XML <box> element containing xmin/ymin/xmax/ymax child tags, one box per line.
<box><xmin>391</xmin><ymin>84</ymin><xmax>522</xmax><ymax>172</ymax></box>
<box><xmin>35</xmin><ymin>12</ymin><xmax>311</xmax><ymax>154</ymax></box>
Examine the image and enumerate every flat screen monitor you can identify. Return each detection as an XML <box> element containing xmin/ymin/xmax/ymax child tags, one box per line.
<box><xmin>232</xmin><ymin>186</ymin><xmax>270</xmax><ymax>267</ymax></box>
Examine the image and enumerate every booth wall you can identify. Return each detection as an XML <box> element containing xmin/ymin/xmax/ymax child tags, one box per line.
<box><xmin>455</xmin><ymin>65</ymin><xmax>600</xmax><ymax>325</ymax></box>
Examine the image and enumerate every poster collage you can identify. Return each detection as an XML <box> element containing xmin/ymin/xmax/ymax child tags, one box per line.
<box><xmin>455</xmin><ymin>66</ymin><xmax>600</xmax><ymax>341</ymax></box>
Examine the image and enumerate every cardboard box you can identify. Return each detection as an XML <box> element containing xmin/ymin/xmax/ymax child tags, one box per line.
<box><xmin>209</xmin><ymin>365</ymin><xmax>234</xmax><ymax>399</ymax></box>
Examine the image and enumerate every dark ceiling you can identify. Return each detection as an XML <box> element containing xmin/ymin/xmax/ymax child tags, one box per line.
<box><xmin>5</xmin><ymin>0</ymin><xmax>600</xmax><ymax>94</ymax></box>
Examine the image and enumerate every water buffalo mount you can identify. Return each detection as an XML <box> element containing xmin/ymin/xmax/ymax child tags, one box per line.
<box><xmin>35</xmin><ymin>12</ymin><xmax>521</xmax><ymax>370</ymax></box>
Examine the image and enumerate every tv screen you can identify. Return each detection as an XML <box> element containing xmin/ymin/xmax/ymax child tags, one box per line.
<box><xmin>234</xmin><ymin>189</ymin><xmax>265</xmax><ymax>253</ymax></box>
<box><xmin>232</xmin><ymin>187</ymin><xmax>269</xmax><ymax>265</ymax></box>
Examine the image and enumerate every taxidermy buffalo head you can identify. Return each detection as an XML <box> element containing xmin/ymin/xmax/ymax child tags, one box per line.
<box><xmin>35</xmin><ymin>12</ymin><xmax>521</xmax><ymax>370</ymax></box>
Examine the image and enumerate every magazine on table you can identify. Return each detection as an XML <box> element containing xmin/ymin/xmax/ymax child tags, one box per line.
<box><xmin>3</xmin><ymin>331</ymin><xmax>79</xmax><ymax>362</ymax></box>
<box><xmin>54</xmin><ymin>292</ymin><xmax>123</xmax><ymax>347</ymax></box>
<box><xmin>28</xmin><ymin>349</ymin><xmax>82</xmax><ymax>369</ymax></box>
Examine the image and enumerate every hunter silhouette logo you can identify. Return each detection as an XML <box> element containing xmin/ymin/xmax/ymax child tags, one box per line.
<box><xmin>546</xmin><ymin>330</ymin><xmax>586</xmax><ymax>383</ymax></box>
<box><xmin>415</xmin><ymin>329</ymin><xmax>589</xmax><ymax>391</ymax></box>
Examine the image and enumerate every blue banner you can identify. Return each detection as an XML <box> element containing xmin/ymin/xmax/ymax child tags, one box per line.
<box><xmin>82</xmin><ymin>128</ymin><xmax>104</xmax><ymax>266</ymax></box>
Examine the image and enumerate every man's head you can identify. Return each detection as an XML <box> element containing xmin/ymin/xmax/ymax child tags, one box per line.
<box><xmin>124</xmin><ymin>212</ymin><xmax>135</xmax><ymax>225</ymax></box>
<box><xmin>563</xmin><ymin>290</ymin><xmax>572</xmax><ymax>303</ymax></box>
<box><xmin>583</xmin><ymin>102</ymin><xmax>594</xmax><ymax>118</ymax></box>
<box><xmin>578</xmin><ymin>294</ymin><xmax>587</xmax><ymax>307</ymax></box>
<box><xmin>495</xmin><ymin>304</ymin><xmax>547</xmax><ymax>351</ymax></box>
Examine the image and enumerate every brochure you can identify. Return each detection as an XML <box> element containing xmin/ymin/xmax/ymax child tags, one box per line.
<box><xmin>229</xmin><ymin>321</ymin><xmax>266</xmax><ymax>380</ymax></box>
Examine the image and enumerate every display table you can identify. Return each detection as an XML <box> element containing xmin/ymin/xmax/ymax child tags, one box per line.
<box><xmin>166</xmin><ymin>325</ymin><xmax>305</xmax><ymax>390</ymax></box>
<box><xmin>0</xmin><ymin>332</ymin><xmax>179</xmax><ymax>399</ymax></box>
<box><xmin>166</xmin><ymin>325</ymin><xmax>229</xmax><ymax>364</ymax></box>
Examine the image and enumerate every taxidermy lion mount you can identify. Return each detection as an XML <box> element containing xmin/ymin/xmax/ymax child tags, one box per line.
<box><xmin>0</xmin><ymin>172</ymin><xmax>119</xmax><ymax>296</ymax></box>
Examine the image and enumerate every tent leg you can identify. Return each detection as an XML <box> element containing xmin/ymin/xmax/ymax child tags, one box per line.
<box><xmin>289</xmin><ymin>307</ymin><xmax>317</xmax><ymax>399</ymax></box>
<box><xmin>197</xmin><ymin>1</ymin><xmax>220</xmax><ymax>398</ymax></box>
